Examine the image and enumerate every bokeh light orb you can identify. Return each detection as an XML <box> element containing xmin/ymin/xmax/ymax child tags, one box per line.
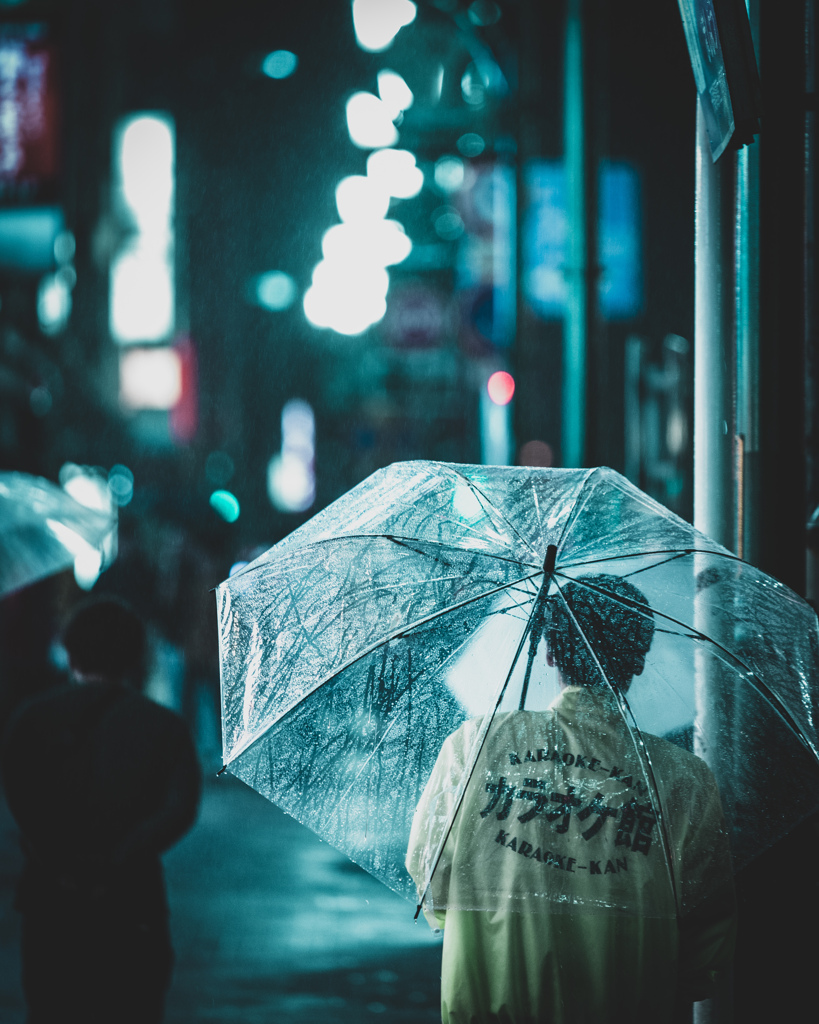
<box><xmin>487</xmin><ymin>370</ymin><xmax>515</xmax><ymax>406</ymax></box>
<box><xmin>210</xmin><ymin>490</ymin><xmax>240</xmax><ymax>523</ymax></box>
<box><xmin>519</xmin><ymin>440</ymin><xmax>554</xmax><ymax>467</ymax></box>
<box><xmin>262</xmin><ymin>50</ymin><xmax>298</xmax><ymax>79</ymax></box>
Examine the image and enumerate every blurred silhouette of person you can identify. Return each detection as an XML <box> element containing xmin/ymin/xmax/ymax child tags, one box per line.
<box><xmin>0</xmin><ymin>597</ymin><xmax>201</xmax><ymax>1024</ymax></box>
<box><xmin>407</xmin><ymin>574</ymin><xmax>736</xmax><ymax>1024</ymax></box>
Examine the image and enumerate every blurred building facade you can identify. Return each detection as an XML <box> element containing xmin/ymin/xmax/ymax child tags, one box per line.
<box><xmin>0</xmin><ymin>0</ymin><xmax>700</xmax><ymax>558</ymax></box>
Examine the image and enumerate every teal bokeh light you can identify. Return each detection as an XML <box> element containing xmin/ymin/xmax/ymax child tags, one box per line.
<box><xmin>210</xmin><ymin>490</ymin><xmax>240</xmax><ymax>523</ymax></box>
<box><xmin>261</xmin><ymin>50</ymin><xmax>298</xmax><ymax>80</ymax></box>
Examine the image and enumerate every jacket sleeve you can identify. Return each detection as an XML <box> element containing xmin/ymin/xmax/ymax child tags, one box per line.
<box><xmin>406</xmin><ymin>723</ymin><xmax>469</xmax><ymax>929</ymax></box>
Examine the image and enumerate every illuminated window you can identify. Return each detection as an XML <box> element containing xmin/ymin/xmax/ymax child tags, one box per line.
<box><xmin>119</xmin><ymin>347</ymin><xmax>182</xmax><ymax>410</ymax></box>
<box><xmin>110</xmin><ymin>114</ymin><xmax>175</xmax><ymax>344</ymax></box>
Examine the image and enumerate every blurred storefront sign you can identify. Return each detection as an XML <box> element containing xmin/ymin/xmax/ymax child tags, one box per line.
<box><xmin>0</xmin><ymin>204</ymin><xmax>62</xmax><ymax>271</ymax></box>
<box><xmin>524</xmin><ymin>159</ymin><xmax>642</xmax><ymax>321</ymax></box>
<box><xmin>0</xmin><ymin>23</ymin><xmax>60</xmax><ymax>204</ymax></box>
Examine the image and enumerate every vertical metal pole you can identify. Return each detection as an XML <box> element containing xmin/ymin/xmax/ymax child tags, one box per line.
<box><xmin>735</xmin><ymin>142</ymin><xmax>761</xmax><ymax>566</ymax></box>
<box><xmin>562</xmin><ymin>0</ymin><xmax>586</xmax><ymax>467</ymax></box>
<box><xmin>693</xmin><ymin>106</ymin><xmax>737</xmax><ymax>1024</ymax></box>
<box><xmin>694</xmin><ymin>107</ymin><xmax>737</xmax><ymax>551</ymax></box>
<box><xmin>623</xmin><ymin>335</ymin><xmax>642</xmax><ymax>485</ymax></box>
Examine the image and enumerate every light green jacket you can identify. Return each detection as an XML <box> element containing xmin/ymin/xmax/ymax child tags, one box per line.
<box><xmin>406</xmin><ymin>687</ymin><xmax>736</xmax><ymax>1023</ymax></box>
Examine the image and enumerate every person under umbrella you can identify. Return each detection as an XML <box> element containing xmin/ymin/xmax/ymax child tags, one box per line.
<box><xmin>407</xmin><ymin>573</ymin><xmax>737</xmax><ymax>1024</ymax></box>
<box><xmin>0</xmin><ymin>598</ymin><xmax>201</xmax><ymax>1024</ymax></box>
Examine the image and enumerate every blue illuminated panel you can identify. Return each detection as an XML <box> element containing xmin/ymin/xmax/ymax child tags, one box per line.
<box><xmin>524</xmin><ymin>160</ymin><xmax>642</xmax><ymax>321</ymax></box>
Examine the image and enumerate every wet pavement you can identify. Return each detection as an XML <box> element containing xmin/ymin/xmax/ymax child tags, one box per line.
<box><xmin>0</xmin><ymin>774</ymin><xmax>443</xmax><ymax>1023</ymax></box>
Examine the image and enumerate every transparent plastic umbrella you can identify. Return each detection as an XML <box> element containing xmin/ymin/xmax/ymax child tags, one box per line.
<box><xmin>217</xmin><ymin>462</ymin><xmax>819</xmax><ymax>920</ymax></box>
<box><xmin>0</xmin><ymin>471</ymin><xmax>114</xmax><ymax>597</ymax></box>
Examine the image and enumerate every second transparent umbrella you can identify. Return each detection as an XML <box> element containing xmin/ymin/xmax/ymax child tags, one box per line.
<box><xmin>0</xmin><ymin>471</ymin><xmax>114</xmax><ymax>598</ymax></box>
<box><xmin>217</xmin><ymin>462</ymin><xmax>819</xmax><ymax>922</ymax></box>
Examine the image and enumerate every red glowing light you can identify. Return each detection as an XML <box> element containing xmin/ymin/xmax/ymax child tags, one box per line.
<box><xmin>487</xmin><ymin>370</ymin><xmax>515</xmax><ymax>406</ymax></box>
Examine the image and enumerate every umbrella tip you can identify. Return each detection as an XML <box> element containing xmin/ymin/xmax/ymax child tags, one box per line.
<box><xmin>544</xmin><ymin>545</ymin><xmax>557</xmax><ymax>575</ymax></box>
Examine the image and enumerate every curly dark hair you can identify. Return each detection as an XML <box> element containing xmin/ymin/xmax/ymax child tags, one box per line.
<box><xmin>545</xmin><ymin>573</ymin><xmax>655</xmax><ymax>691</ymax></box>
<box><xmin>62</xmin><ymin>597</ymin><xmax>147</xmax><ymax>686</ymax></box>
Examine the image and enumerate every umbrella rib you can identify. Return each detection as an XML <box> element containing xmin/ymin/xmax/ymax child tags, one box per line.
<box><xmin>557</xmin><ymin>572</ymin><xmax>819</xmax><ymax>765</ymax></box>
<box><xmin>551</xmin><ymin>575</ymin><xmax>682</xmax><ymax>917</ymax></box>
<box><xmin>556</xmin><ymin>547</ymin><xmax>743</xmax><ymax>571</ymax></box>
<box><xmin>226</xmin><ymin>571</ymin><xmax>544</xmax><ymax>765</ymax></box>
<box><xmin>231</xmin><ymin>533</ymin><xmax>540</xmax><ymax>582</ymax></box>
<box><xmin>415</xmin><ymin>576</ymin><xmax>545</xmax><ymax>919</ymax></box>
<box><xmin>551</xmin><ymin>467</ymin><xmax>602</xmax><ymax>563</ymax></box>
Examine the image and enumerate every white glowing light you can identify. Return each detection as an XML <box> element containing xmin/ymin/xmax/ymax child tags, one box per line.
<box><xmin>311</xmin><ymin>258</ymin><xmax>389</xmax><ymax>298</ymax></box>
<box><xmin>335</xmin><ymin>175</ymin><xmax>391</xmax><ymax>222</ymax></box>
<box><xmin>352</xmin><ymin>0</ymin><xmax>417</xmax><ymax>52</ymax></box>
<box><xmin>366</xmin><ymin>148</ymin><xmax>423</xmax><ymax>199</ymax></box>
<box><xmin>61</xmin><ymin>471</ymin><xmax>112</xmax><ymax>515</ymax></box>
<box><xmin>37</xmin><ymin>272</ymin><xmax>72</xmax><ymax>335</ymax></box>
<box><xmin>453</xmin><ymin>484</ymin><xmax>483</xmax><ymax>521</ymax></box>
<box><xmin>45</xmin><ymin>516</ymin><xmax>104</xmax><ymax>591</ymax></box>
<box><xmin>303</xmin><ymin>272</ymin><xmax>388</xmax><ymax>336</ymax></box>
<box><xmin>119</xmin><ymin>347</ymin><xmax>183</xmax><ymax>410</ymax></box>
<box><xmin>119</xmin><ymin>116</ymin><xmax>174</xmax><ymax>232</ymax></box>
<box><xmin>268</xmin><ymin>452</ymin><xmax>313</xmax><ymax>512</ymax></box>
<box><xmin>321</xmin><ymin>220</ymin><xmax>411</xmax><ymax>267</ymax></box>
<box><xmin>110</xmin><ymin>243</ymin><xmax>174</xmax><ymax>343</ymax></box>
<box><xmin>304</xmin><ymin>250</ymin><xmax>390</xmax><ymax>334</ymax></box>
<box><xmin>55</xmin><ymin>466</ymin><xmax>117</xmax><ymax>589</ymax></box>
<box><xmin>111</xmin><ymin>113</ymin><xmax>175</xmax><ymax>344</ymax></box>
<box><xmin>377</xmin><ymin>69</ymin><xmax>414</xmax><ymax>118</ymax></box>
<box><xmin>268</xmin><ymin>399</ymin><xmax>315</xmax><ymax>512</ymax></box>
<box><xmin>345</xmin><ymin>92</ymin><xmax>400</xmax><ymax>150</ymax></box>
<box><xmin>74</xmin><ymin>546</ymin><xmax>104</xmax><ymax>591</ymax></box>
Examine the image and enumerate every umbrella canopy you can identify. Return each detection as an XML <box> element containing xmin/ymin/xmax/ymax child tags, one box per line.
<box><xmin>217</xmin><ymin>462</ymin><xmax>819</xmax><ymax>919</ymax></box>
<box><xmin>0</xmin><ymin>471</ymin><xmax>114</xmax><ymax>597</ymax></box>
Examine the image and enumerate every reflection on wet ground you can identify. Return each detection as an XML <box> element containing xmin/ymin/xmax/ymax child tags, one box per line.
<box><xmin>0</xmin><ymin>775</ymin><xmax>442</xmax><ymax>1023</ymax></box>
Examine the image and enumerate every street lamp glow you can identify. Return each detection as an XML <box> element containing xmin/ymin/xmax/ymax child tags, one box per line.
<box><xmin>321</xmin><ymin>220</ymin><xmax>411</xmax><ymax>267</ymax></box>
<box><xmin>303</xmin><ymin>259</ymin><xmax>389</xmax><ymax>335</ymax></box>
<box><xmin>487</xmin><ymin>370</ymin><xmax>515</xmax><ymax>406</ymax></box>
<box><xmin>345</xmin><ymin>92</ymin><xmax>400</xmax><ymax>149</ymax></box>
<box><xmin>377</xmin><ymin>69</ymin><xmax>413</xmax><ymax>118</ymax></box>
<box><xmin>335</xmin><ymin>175</ymin><xmax>390</xmax><ymax>222</ymax></box>
<box><xmin>366</xmin><ymin>148</ymin><xmax>423</xmax><ymax>199</ymax></box>
<box><xmin>352</xmin><ymin>0</ymin><xmax>417</xmax><ymax>52</ymax></box>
